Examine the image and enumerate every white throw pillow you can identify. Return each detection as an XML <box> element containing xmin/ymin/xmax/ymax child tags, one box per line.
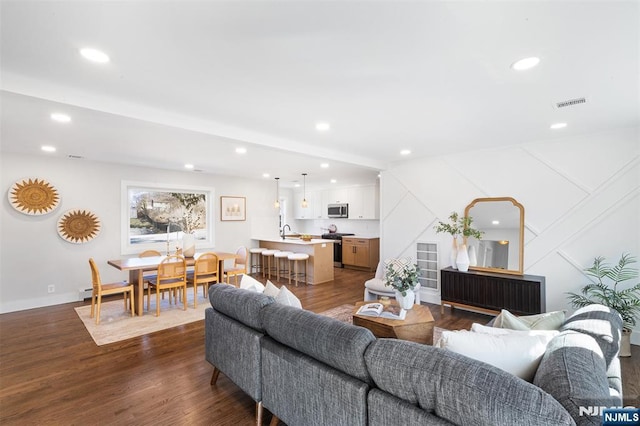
<box><xmin>436</xmin><ymin>330</ymin><xmax>555</xmax><ymax>381</ymax></box>
<box><xmin>495</xmin><ymin>309</ymin><xmax>566</xmax><ymax>330</ymax></box>
<box><xmin>471</xmin><ymin>323</ymin><xmax>560</xmax><ymax>338</ymax></box>
<box><xmin>263</xmin><ymin>280</ymin><xmax>280</xmax><ymax>297</ymax></box>
<box><xmin>240</xmin><ymin>274</ymin><xmax>265</xmax><ymax>293</ymax></box>
<box><xmin>275</xmin><ymin>285</ymin><xmax>302</xmax><ymax>309</ymax></box>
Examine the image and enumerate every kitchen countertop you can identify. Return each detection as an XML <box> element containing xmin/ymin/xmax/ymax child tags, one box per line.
<box><xmin>343</xmin><ymin>235</ymin><xmax>380</xmax><ymax>239</ymax></box>
<box><xmin>253</xmin><ymin>237</ymin><xmax>336</xmax><ymax>245</ymax></box>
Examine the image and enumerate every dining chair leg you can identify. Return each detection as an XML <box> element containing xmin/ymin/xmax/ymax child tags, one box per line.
<box><xmin>182</xmin><ymin>286</ymin><xmax>187</xmax><ymax>310</ymax></box>
<box><xmin>129</xmin><ymin>289</ymin><xmax>135</xmax><ymax>317</ymax></box>
<box><xmin>194</xmin><ymin>283</ymin><xmax>198</xmax><ymax>308</ymax></box>
<box><xmin>90</xmin><ymin>291</ymin><xmax>96</xmax><ymax>318</ymax></box>
<box><xmin>156</xmin><ymin>288</ymin><xmax>161</xmax><ymax>317</ymax></box>
<box><xmin>95</xmin><ymin>295</ymin><xmax>102</xmax><ymax>325</ymax></box>
<box><xmin>147</xmin><ymin>286</ymin><xmax>151</xmax><ymax>311</ymax></box>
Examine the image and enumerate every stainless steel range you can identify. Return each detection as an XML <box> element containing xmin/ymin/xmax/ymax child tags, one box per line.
<box><xmin>321</xmin><ymin>233</ymin><xmax>355</xmax><ymax>267</ymax></box>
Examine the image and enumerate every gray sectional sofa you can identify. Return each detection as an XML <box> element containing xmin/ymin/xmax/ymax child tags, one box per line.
<box><xmin>205</xmin><ymin>284</ymin><xmax>623</xmax><ymax>426</ymax></box>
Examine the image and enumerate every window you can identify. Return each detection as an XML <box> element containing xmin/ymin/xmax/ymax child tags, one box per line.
<box><xmin>417</xmin><ymin>242</ymin><xmax>438</xmax><ymax>290</ymax></box>
<box><xmin>121</xmin><ymin>181</ymin><xmax>214</xmax><ymax>254</ymax></box>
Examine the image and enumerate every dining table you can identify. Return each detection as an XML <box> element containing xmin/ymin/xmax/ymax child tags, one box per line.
<box><xmin>107</xmin><ymin>251</ymin><xmax>239</xmax><ymax>316</ymax></box>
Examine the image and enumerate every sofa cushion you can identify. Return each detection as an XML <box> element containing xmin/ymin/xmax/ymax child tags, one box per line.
<box><xmin>263</xmin><ymin>280</ymin><xmax>280</xmax><ymax>297</ymax></box>
<box><xmin>368</xmin><ymin>389</ymin><xmax>454</xmax><ymax>426</ymax></box>
<box><xmin>260</xmin><ymin>303</ymin><xmax>375</xmax><ymax>383</ymax></box>
<box><xmin>364</xmin><ymin>277</ymin><xmax>391</xmax><ymax>292</ymax></box>
<box><xmin>274</xmin><ymin>285</ymin><xmax>302</xmax><ymax>308</ymax></box>
<box><xmin>208</xmin><ymin>283</ymin><xmax>274</xmax><ymax>332</ymax></box>
<box><xmin>365</xmin><ymin>339</ymin><xmax>575</xmax><ymax>426</ymax></box>
<box><xmin>240</xmin><ymin>274</ymin><xmax>265</xmax><ymax>293</ymax></box>
<box><xmin>495</xmin><ymin>309</ymin><xmax>566</xmax><ymax>330</ymax></box>
<box><xmin>560</xmin><ymin>304</ymin><xmax>622</xmax><ymax>368</ymax></box>
<box><xmin>471</xmin><ymin>323</ymin><xmax>560</xmax><ymax>338</ymax></box>
<box><xmin>533</xmin><ymin>330</ymin><xmax>621</xmax><ymax>426</ymax></box>
<box><xmin>436</xmin><ymin>329</ymin><xmax>555</xmax><ymax>381</ymax></box>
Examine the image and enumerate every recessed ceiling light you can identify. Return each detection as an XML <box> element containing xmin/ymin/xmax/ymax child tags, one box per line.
<box><xmin>511</xmin><ymin>56</ymin><xmax>540</xmax><ymax>71</ymax></box>
<box><xmin>235</xmin><ymin>147</ymin><xmax>247</xmax><ymax>154</ymax></box>
<box><xmin>550</xmin><ymin>122</ymin><xmax>567</xmax><ymax>129</ymax></box>
<box><xmin>294</xmin><ymin>183</ymin><xmax>301</xmax><ymax>188</ymax></box>
<box><xmin>41</xmin><ymin>145</ymin><xmax>56</xmax><ymax>152</ymax></box>
<box><xmin>51</xmin><ymin>113</ymin><xmax>71</xmax><ymax>123</ymax></box>
<box><xmin>330</xmin><ymin>179</ymin><xmax>337</xmax><ymax>184</ymax></box>
<box><xmin>263</xmin><ymin>173</ymin><xmax>270</xmax><ymax>178</ymax></box>
<box><xmin>320</xmin><ymin>163</ymin><xmax>329</xmax><ymax>168</ymax></box>
<box><xmin>185</xmin><ymin>164</ymin><xmax>194</xmax><ymax>169</ymax></box>
<box><xmin>492</xmin><ymin>220</ymin><xmax>500</xmax><ymax>225</ymax></box>
<box><xmin>400</xmin><ymin>149</ymin><xmax>411</xmax><ymax>155</ymax></box>
<box><xmin>316</xmin><ymin>122</ymin><xmax>330</xmax><ymax>131</ymax></box>
<box><xmin>80</xmin><ymin>48</ymin><xmax>110</xmax><ymax>63</ymax></box>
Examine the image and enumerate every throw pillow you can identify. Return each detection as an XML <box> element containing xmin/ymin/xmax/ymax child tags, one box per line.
<box><xmin>239</xmin><ymin>274</ymin><xmax>265</xmax><ymax>293</ymax></box>
<box><xmin>263</xmin><ymin>280</ymin><xmax>280</xmax><ymax>298</ymax></box>
<box><xmin>471</xmin><ymin>323</ymin><xmax>560</xmax><ymax>338</ymax></box>
<box><xmin>495</xmin><ymin>309</ymin><xmax>566</xmax><ymax>330</ymax></box>
<box><xmin>436</xmin><ymin>329</ymin><xmax>555</xmax><ymax>381</ymax></box>
<box><xmin>275</xmin><ymin>285</ymin><xmax>302</xmax><ymax>309</ymax></box>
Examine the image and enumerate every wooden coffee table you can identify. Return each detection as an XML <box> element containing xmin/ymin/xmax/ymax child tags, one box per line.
<box><xmin>352</xmin><ymin>301</ymin><xmax>435</xmax><ymax>345</ymax></box>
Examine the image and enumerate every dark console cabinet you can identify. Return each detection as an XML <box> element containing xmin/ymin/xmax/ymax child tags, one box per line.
<box><xmin>440</xmin><ymin>267</ymin><xmax>546</xmax><ymax>316</ymax></box>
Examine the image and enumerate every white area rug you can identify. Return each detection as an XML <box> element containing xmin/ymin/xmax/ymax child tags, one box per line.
<box><xmin>74</xmin><ymin>290</ymin><xmax>210</xmax><ymax>346</ymax></box>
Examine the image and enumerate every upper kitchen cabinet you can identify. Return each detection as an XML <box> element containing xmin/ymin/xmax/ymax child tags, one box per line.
<box><xmin>348</xmin><ymin>185</ymin><xmax>379</xmax><ymax>220</ymax></box>
<box><xmin>327</xmin><ymin>187</ymin><xmax>349</xmax><ymax>204</ymax></box>
<box><xmin>293</xmin><ymin>190</ymin><xmax>324</xmax><ymax>219</ymax></box>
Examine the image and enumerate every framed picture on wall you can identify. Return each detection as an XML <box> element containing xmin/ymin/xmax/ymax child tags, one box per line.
<box><xmin>220</xmin><ymin>196</ymin><xmax>246</xmax><ymax>221</ymax></box>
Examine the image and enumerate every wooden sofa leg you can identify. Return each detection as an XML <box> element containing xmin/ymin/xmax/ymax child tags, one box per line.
<box><xmin>255</xmin><ymin>401</ymin><xmax>263</xmax><ymax>426</ymax></box>
<box><xmin>210</xmin><ymin>367</ymin><xmax>221</xmax><ymax>385</ymax></box>
<box><xmin>269</xmin><ymin>415</ymin><xmax>280</xmax><ymax>426</ymax></box>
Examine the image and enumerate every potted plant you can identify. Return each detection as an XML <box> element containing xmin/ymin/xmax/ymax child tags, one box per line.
<box><xmin>385</xmin><ymin>262</ymin><xmax>420</xmax><ymax>310</ymax></box>
<box><xmin>567</xmin><ymin>253</ymin><xmax>640</xmax><ymax>357</ymax></box>
<box><xmin>434</xmin><ymin>212</ymin><xmax>483</xmax><ymax>271</ymax></box>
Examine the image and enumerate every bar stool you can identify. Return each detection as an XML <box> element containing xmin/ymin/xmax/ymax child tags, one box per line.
<box><xmin>288</xmin><ymin>253</ymin><xmax>309</xmax><ymax>287</ymax></box>
<box><xmin>273</xmin><ymin>251</ymin><xmax>293</xmax><ymax>282</ymax></box>
<box><xmin>261</xmin><ymin>250</ymin><xmax>279</xmax><ymax>280</ymax></box>
<box><xmin>249</xmin><ymin>247</ymin><xmax>266</xmax><ymax>274</ymax></box>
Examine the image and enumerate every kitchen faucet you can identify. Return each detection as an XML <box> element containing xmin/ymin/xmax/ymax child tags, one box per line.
<box><xmin>281</xmin><ymin>224</ymin><xmax>291</xmax><ymax>240</ymax></box>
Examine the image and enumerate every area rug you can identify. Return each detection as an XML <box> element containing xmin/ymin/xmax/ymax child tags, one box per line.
<box><xmin>74</xmin><ymin>290</ymin><xmax>210</xmax><ymax>346</ymax></box>
<box><xmin>318</xmin><ymin>303</ymin><xmax>445</xmax><ymax>344</ymax></box>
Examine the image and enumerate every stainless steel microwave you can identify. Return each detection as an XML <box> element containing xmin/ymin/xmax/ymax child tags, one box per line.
<box><xmin>328</xmin><ymin>203</ymin><xmax>348</xmax><ymax>218</ymax></box>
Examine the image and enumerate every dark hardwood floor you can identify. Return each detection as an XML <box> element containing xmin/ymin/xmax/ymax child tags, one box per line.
<box><xmin>1</xmin><ymin>267</ymin><xmax>638</xmax><ymax>425</ymax></box>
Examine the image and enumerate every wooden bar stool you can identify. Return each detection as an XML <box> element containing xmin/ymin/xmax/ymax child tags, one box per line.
<box><xmin>288</xmin><ymin>253</ymin><xmax>309</xmax><ymax>287</ymax></box>
<box><xmin>249</xmin><ymin>247</ymin><xmax>266</xmax><ymax>275</ymax></box>
<box><xmin>273</xmin><ymin>251</ymin><xmax>293</xmax><ymax>282</ymax></box>
<box><xmin>261</xmin><ymin>250</ymin><xmax>279</xmax><ymax>280</ymax></box>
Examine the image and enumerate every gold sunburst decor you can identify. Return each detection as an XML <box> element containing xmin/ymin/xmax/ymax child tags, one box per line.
<box><xmin>57</xmin><ymin>209</ymin><xmax>101</xmax><ymax>244</ymax></box>
<box><xmin>8</xmin><ymin>177</ymin><xmax>60</xmax><ymax>215</ymax></box>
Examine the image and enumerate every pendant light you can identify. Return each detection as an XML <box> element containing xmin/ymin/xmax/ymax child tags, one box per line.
<box><xmin>301</xmin><ymin>173</ymin><xmax>308</xmax><ymax>208</ymax></box>
<box><xmin>274</xmin><ymin>177</ymin><xmax>280</xmax><ymax>209</ymax></box>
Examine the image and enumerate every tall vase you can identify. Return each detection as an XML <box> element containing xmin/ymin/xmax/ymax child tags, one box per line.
<box><xmin>450</xmin><ymin>237</ymin><xmax>458</xmax><ymax>269</ymax></box>
<box><xmin>456</xmin><ymin>243</ymin><xmax>470</xmax><ymax>272</ymax></box>
<box><xmin>395</xmin><ymin>289</ymin><xmax>415</xmax><ymax>310</ymax></box>
<box><xmin>468</xmin><ymin>245</ymin><xmax>477</xmax><ymax>267</ymax></box>
<box><xmin>182</xmin><ymin>233</ymin><xmax>196</xmax><ymax>258</ymax></box>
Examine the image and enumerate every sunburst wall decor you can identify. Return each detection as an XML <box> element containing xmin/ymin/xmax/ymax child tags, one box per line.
<box><xmin>57</xmin><ymin>209</ymin><xmax>101</xmax><ymax>244</ymax></box>
<box><xmin>8</xmin><ymin>177</ymin><xmax>60</xmax><ymax>215</ymax></box>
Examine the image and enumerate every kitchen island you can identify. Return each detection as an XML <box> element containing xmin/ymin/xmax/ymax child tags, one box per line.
<box><xmin>254</xmin><ymin>238</ymin><xmax>336</xmax><ymax>284</ymax></box>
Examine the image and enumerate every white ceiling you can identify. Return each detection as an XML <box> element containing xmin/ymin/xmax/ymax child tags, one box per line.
<box><xmin>1</xmin><ymin>1</ymin><xmax>638</xmax><ymax>188</ymax></box>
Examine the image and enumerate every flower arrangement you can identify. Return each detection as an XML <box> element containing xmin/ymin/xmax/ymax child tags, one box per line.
<box><xmin>434</xmin><ymin>212</ymin><xmax>483</xmax><ymax>241</ymax></box>
<box><xmin>385</xmin><ymin>262</ymin><xmax>420</xmax><ymax>296</ymax></box>
<box><xmin>170</xmin><ymin>193</ymin><xmax>205</xmax><ymax>234</ymax></box>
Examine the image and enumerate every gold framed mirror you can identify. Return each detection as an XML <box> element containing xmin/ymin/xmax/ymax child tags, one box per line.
<box><xmin>464</xmin><ymin>197</ymin><xmax>524</xmax><ymax>275</ymax></box>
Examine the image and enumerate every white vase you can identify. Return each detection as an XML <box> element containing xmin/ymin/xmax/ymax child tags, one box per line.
<box><xmin>450</xmin><ymin>237</ymin><xmax>458</xmax><ymax>269</ymax></box>
<box><xmin>395</xmin><ymin>289</ymin><xmax>415</xmax><ymax>310</ymax></box>
<box><xmin>468</xmin><ymin>245</ymin><xmax>477</xmax><ymax>267</ymax></box>
<box><xmin>456</xmin><ymin>243</ymin><xmax>470</xmax><ymax>272</ymax></box>
<box><xmin>182</xmin><ymin>233</ymin><xmax>196</xmax><ymax>258</ymax></box>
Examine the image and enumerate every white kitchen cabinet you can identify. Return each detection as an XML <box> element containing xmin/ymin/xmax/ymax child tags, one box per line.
<box><xmin>293</xmin><ymin>190</ymin><xmax>324</xmax><ymax>219</ymax></box>
<box><xmin>347</xmin><ymin>185</ymin><xmax>379</xmax><ymax>220</ymax></box>
<box><xmin>327</xmin><ymin>188</ymin><xmax>348</xmax><ymax>204</ymax></box>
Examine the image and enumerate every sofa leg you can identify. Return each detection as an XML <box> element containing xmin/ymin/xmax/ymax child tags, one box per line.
<box><xmin>255</xmin><ymin>401</ymin><xmax>263</xmax><ymax>426</ymax></box>
<box><xmin>210</xmin><ymin>367</ymin><xmax>221</xmax><ymax>385</ymax></box>
<box><xmin>269</xmin><ymin>415</ymin><xmax>280</xmax><ymax>426</ymax></box>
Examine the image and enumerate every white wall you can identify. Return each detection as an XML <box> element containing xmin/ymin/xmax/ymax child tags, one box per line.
<box><xmin>0</xmin><ymin>153</ymin><xmax>278</xmax><ymax>313</ymax></box>
<box><xmin>380</xmin><ymin>126</ymin><xmax>640</xmax><ymax>343</ymax></box>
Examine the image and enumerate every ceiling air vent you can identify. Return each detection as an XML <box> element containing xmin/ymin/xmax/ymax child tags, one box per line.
<box><xmin>68</xmin><ymin>154</ymin><xmax>84</xmax><ymax>159</ymax></box>
<box><xmin>555</xmin><ymin>97</ymin><xmax>587</xmax><ymax>109</ymax></box>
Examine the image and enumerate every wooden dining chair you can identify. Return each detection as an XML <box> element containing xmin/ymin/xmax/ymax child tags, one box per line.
<box><xmin>89</xmin><ymin>258</ymin><xmax>135</xmax><ymax>325</ymax></box>
<box><xmin>224</xmin><ymin>246</ymin><xmax>248</xmax><ymax>286</ymax></box>
<box><xmin>187</xmin><ymin>252</ymin><xmax>219</xmax><ymax>307</ymax></box>
<box><xmin>147</xmin><ymin>255</ymin><xmax>188</xmax><ymax>316</ymax></box>
<box><xmin>139</xmin><ymin>249</ymin><xmax>168</xmax><ymax>304</ymax></box>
